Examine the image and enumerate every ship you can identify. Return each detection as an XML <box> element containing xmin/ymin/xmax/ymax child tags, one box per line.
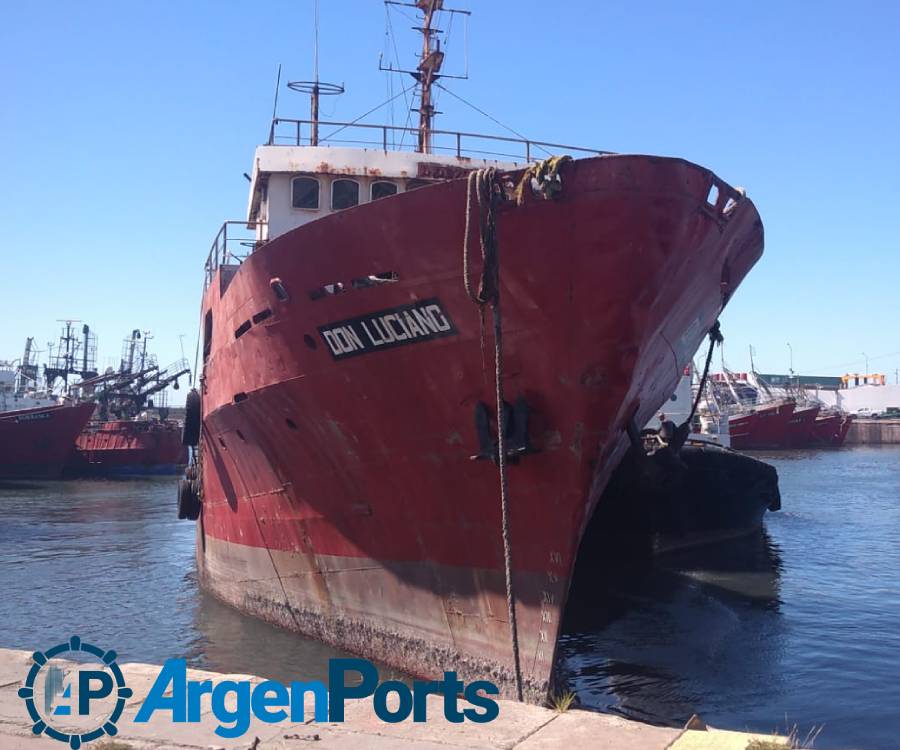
<box><xmin>72</xmin><ymin>419</ymin><xmax>187</xmax><ymax>476</ymax></box>
<box><xmin>66</xmin><ymin>330</ymin><xmax>190</xmax><ymax>476</ymax></box>
<box><xmin>811</xmin><ymin>410</ymin><xmax>854</xmax><ymax>446</ymax></box>
<box><xmin>783</xmin><ymin>404</ymin><xmax>821</xmax><ymax>447</ymax></box>
<box><xmin>727</xmin><ymin>401</ymin><xmax>795</xmax><ymax>450</ymax></box>
<box><xmin>0</xmin><ymin>328</ymin><xmax>97</xmax><ymax>479</ymax></box>
<box><xmin>180</xmin><ymin>3</ymin><xmax>765</xmax><ymax>701</ymax></box>
<box><xmin>586</xmin><ymin>431</ymin><xmax>780</xmax><ymax>559</ymax></box>
<box><xmin>0</xmin><ymin>401</ymin><xmax>96</xmax><ymax>479</ymax></box>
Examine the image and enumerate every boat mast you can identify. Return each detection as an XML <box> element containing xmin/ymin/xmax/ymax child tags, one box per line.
<box><xmin>383</xmin><ymin>0</ymin><xmax>469</xmax><ymax>154</ymax></box>
<box><xmin>414</xmin><ymin>0</ymin><xmax>444</xmax><ymax>153</ymax></box>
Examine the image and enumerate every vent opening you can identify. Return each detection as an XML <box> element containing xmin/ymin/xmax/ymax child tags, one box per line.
<box><xmin>352</xmin><ymin>271</ymin><xmax>399</xmax><ymax>289</ymax></box>
<box><xmin>234</xmin><ymin>320</ymin><xmax>252</xmax><ymax>339</ymax></box>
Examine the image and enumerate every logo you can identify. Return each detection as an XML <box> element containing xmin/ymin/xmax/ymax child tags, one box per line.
<box><xmin>20</xmin><ymin>640</ymin><xmax>499</xmax><ymax>743</ymax></box>
<box><xmin>136</xmin><ymin>658</ymin><xmax>499</xmax><ymax>738</ymax></box>
<box><xmin>18</xmin><ymin>636</ymin><xmax>133</xmax><ymax>749</ymax></box>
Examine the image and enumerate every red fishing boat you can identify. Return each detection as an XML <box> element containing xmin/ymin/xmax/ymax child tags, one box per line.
<box><xmin>179</xmin><ymin>4</ymin><xmax>765</xmax><ymax>701</ymax></box>
<box><xmin>728</xmin><ymin>401</ymin><xmax>795</xmax><ymax>450</ymax></box>
<box><xmin>1</xmin><ymin>328</ymin><xmax>98</xmax><ymax>479</ymax></box>
<box><xmin>72</xmin><ymin>419</ymin><xmax>187</xmax><ymax>476</ymax></box>
<box><xmin>0</xmin><ymin>402</ymin><xmax>96</xmax><ymax>479</ymax></box>
<box><xmin>784</xmin><ymin>404</ymin><xmax>820</xmax><ymax>447</ymax></box>
<box><xmin>66</xmin><ymin>330</ymin><xmax>191</xmax><ymax>476</ymax></box>
<box><xmin>811</xmin><ymin>412</ymin><xmax>854</xmax><ymax>447</ymax></box>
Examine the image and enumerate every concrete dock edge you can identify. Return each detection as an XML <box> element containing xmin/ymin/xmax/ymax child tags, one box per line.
<box><xmin>0</xmin><ymin>648</ymin><xmax>786</xmax><ymax>749</ymax></box>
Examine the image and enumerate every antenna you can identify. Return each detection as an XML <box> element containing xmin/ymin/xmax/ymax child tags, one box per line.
<box><xmin>271</xmin><ymin>63</ymin><xmax>282</xmax><ymax>123</ymax></box>
<box><xmin>287</xmin><ymin>0</ymin><xmax>344</xmax><ymax>146</ymax></box>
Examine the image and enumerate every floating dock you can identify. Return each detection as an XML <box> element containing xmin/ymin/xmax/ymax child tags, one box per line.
<box><xmin>0</xmin><ymin>648</ymin><xmax>785</xmax><ymax>749</ymax></box>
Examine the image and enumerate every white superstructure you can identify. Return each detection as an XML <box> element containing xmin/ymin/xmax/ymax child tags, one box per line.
<box><xmin>0</xmin><ymin>361</ymin><xmax>60</xmax><ymax>414</ymax></box>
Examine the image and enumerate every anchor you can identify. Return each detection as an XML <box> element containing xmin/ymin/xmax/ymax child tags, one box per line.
<box><xmin>471</xmin><ymin>395</ymin><xmax>536</xmax><ymax>464</ymax></box>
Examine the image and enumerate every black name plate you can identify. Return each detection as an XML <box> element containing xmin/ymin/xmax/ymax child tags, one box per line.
<box><xmin>318</xmin><ymin>298</ymin><xmax>457</xmax><ymax>360</ymax></box>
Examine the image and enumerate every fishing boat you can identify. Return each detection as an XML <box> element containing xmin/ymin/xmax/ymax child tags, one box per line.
<box><xmin>811</xmin><ymin>411</ymin><xmax>854</xmax><ymax>447</ymax></box>
<box><xmin>72</xmin><ymin>419</ymin><xmax>187</xmax><ymax>476</ymax></box>
<box><xmin>583</xmin><ymin>430</ymin><xmax>780</xmax><ymax>558</ymax></box>
<box><xmin>0</xmin><ymin>401</ymin><xmax>96</xmax><ymax>479</ymax></box>
<box><xmin>180</xmin><ymin>3</ymin><xmax>765</xmax><ymax>701</ymax></box>
<box><xmin>783</xmin><ymin>404</ymin><xmax>820</xmax><ymax>448</ymax></box>
<box><xmin>66</xmin><ymin>330</ymin><xmax>190</xmax><ymax>476</ymax></box>
<box><xmin>0</xmin><ymin>333</ymin><xmax>96</xmax><ymax>479</ymax></box>
<box><xmin>727</xmin><ymin>401</ymin><xmax>795</xmax><ymax>450</ymax></box>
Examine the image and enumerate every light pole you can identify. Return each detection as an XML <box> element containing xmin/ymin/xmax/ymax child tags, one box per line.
<box><xmin>863</xmin><ymin>352</ymin><xmax>869</xmax><ymax>374</ymax></box>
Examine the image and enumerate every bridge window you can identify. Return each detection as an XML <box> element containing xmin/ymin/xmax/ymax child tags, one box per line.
<box><xmin>292</xmin><ymin>177</ymin><xmax>320</xmax><ymax>209</ymax></box>
<box><xmin>332</xmin><ymin>179</ymin><xmax>360</xmax><ymax>210</ymax></box>
<box><xmin>371</xmin><ymin>181</ymin><xmax>398</xmax><ymax>201</ymax></box>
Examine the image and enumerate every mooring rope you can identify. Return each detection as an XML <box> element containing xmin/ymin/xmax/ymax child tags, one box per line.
<box><xmin>687</xmin><ymin>321</ymin><xmax>724</xmax><ymax>427</ymax></box>
<box><xmin>463</xmin><ymin>167</ymin><xmax>524</xmax><ymax>702</ymax></box>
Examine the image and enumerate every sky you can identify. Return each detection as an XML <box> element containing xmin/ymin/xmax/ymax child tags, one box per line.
<box><xmin>1</xmin><ymin>0</ymin><xmax>898</xmax><ymax>387</ymax></box>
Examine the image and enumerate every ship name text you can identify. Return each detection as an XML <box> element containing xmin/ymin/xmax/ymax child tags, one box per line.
<box><xmin>319</xmin><ymin>299</ymin><xmax>457</xmax><ymax>360</ymax></box>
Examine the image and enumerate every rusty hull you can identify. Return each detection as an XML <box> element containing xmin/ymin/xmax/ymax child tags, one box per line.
<box><xmin>194</xmin><ymin>154</ymin><xmax>764</xmax><ymax>700</ymax></box>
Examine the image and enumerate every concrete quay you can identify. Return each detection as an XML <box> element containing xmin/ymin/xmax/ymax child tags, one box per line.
<box><xmin>0</xmin><ymin>648</ymin><xmax>785</xmax><ymax>750</ymax></box>
<box><xmin>846</xmin><ymin>418</ymin><xmax>900</xmax><ymax>444</ymax></box>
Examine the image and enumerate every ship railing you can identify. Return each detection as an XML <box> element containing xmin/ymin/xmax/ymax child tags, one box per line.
<box><xmin>267</xmin><ymin>118</ymin><xmax>608</xmax><ymax>163</ymax></box>
<box><xmin>205</xmin><ymin>221</ymin><xmax>267</xmax><ymax>289</ymax></box>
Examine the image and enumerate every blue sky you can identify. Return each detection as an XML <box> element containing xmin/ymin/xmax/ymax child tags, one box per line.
<box><xmin>1</xmin><ymin>1</ymin><xmax>898</xmax><ymax>384</ymax></box>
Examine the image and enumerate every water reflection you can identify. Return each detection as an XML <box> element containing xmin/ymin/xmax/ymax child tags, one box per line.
<box><xmin>560</xmin><ymin>531</ymin><xmax>784</xmax><ymax>726</ymax></box>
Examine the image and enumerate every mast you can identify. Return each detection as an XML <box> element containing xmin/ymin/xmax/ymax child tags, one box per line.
<box><xmin>383</xmin><ymin>0</ymin><xmax>469</xmax><ymax>154</ymax></box>
<box><xmin>414</xmin><ymin>0</ymin><xmax>444</xmax><ymax>153</ymax></box>
<box><xmin>44</xmin><ymin>320</ymin><xmax>94</xmax><ymax>393</ymax></box>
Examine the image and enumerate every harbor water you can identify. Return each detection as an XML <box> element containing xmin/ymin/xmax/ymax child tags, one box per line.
<box><xmin>1</xmin><ymin>446</ymin><xmax>898</xmax><ymax>749</ymax></box>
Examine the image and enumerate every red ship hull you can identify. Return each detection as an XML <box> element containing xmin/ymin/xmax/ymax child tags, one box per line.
<box><xmin>811</xmin><ymin>413</ymin><xmax>854</xmax><ymax>447</ymax></box>
<box><xmin>195</xmin><ymin>155</ymin><xmax>763</xmax><ymax>699</ymax></box>
<box><xmin>784</xmin><ymin>404</ymin><xmax>820</xmax><ymax>447</ymax></box>
<box><xmin>728</xmin><ymin>402</ymin><xmax>796</xmax><ymax>450</ymax></box>
<box><xmin>0</xmin><ymin>402</ymin><xmax>96</xmax><ymax>479</ymax></box>
<box><xmin>69</xmin><ymin>420</ymin><xmax>188</xmax><ymax>476</ymax></box>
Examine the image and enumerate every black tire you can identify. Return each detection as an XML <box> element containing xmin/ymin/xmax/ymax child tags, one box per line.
<box><xmin>177</xmin><ymin>479</ymin><xmax>201</xmax><ymax>521</ymax></box>
<box><xmin>182</xmin><ymin>388</ymin><xmax>201</xmax><ymax>446</ymax></box>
